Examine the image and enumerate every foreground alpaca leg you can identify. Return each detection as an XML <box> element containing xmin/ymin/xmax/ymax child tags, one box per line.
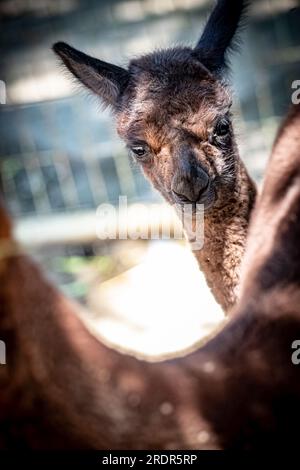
<box><xmin>53</xmin><ymin>0</ymin><xmax>256</xmax><ymax>313</ymax></box>
<box><xmin>1</xmin><ymin>105</ymin><xmax>300</xmax><ymax>449</ymax></box>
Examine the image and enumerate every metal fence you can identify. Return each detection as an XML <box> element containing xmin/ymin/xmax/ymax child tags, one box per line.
<box><xmin>0</xmin><ymin>98</ymin><xmax>153</xmax><ymax>216</ymax></box>
<box><xmin>0</xmin><ymin>0</ymin><xmax>300</xmax><ymax>219</ymax></box>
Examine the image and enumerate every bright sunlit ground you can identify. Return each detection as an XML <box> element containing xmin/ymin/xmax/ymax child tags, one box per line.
<box><xmin>17</xmin><ymin>218</ymin><xmax>226</xmax><ymax>360</ymax></box>
<box><xmin>85</xmin><ymin>241</ymin><xmax>225</xmax><ymax>358</ymax></box>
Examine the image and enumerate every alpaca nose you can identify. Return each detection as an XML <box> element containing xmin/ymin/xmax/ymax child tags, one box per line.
<box><xmin>171</xmin><ymin>166</ymin><xmax>209</xmax><ymax>203</ymax></box>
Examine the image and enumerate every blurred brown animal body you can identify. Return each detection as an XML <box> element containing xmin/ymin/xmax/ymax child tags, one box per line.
<box><xmin>1</xmin><ymin>104</ymin><xmax>300</xmax><ymax>449</ymax></box>
<box><xmin>53</xmin><ymin>0</ymin><xmax>256</xmax><ymax>312</ymax></box>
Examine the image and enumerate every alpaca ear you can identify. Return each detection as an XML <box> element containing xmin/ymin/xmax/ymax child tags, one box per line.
<box><xmin>53</xmin><ymin>42</ymin><xmax>129</xmax><ymax>108</ymax></box>
<box><xmin>193</xmin><ymin>0</ymin><xmax>249</xmax><ymax>74</ymax></box>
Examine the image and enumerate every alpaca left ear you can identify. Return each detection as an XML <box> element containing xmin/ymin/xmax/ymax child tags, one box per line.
<box><xmin>193</xmin><ymin>0</ymin><xmax>249</xmax><ymax>74</ymax></box>
<box><xmin>53</xmin><ymin>42</ymin><xmax>129</xmax><ymax>108</ymax></box>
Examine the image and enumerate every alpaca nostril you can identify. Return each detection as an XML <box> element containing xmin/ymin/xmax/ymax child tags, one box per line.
<box><xmin>172</xmin><ymin>189</ymin><xmax>193</xmax><ymax>203</ymax></box>
<box><xmin>172</xmin><ymin>170</ymin><xmax>210</xmax><ymax>203</ymax></box>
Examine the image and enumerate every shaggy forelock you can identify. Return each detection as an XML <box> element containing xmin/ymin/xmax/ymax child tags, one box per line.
<box><xmin>118</xmin><ymin>48</ymin><xmax>232</xmax><ymax>134</ymax></box>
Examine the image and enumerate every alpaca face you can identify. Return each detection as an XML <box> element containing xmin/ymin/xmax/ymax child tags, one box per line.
<box><xmin>53</xmin><ymin>0</ymin><xmax>248</xmax><ymax>212</ymax></box>
<box><xmin>116</xmin><ymin>49</ymin><xmax>235</xmax><ymax>210</ymax></box>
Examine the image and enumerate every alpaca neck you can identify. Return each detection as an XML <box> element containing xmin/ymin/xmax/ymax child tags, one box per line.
<box><xmin>191</xmin><ymin>162</ymin><xmax>256</xmax><ymax>313</ymax></box>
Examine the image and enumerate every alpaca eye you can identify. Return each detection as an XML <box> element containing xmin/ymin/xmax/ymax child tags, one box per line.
<box><xmin>131</xmin><ymin>146</ymin><xmax>146</xmax><ymax>157</ymax></box>
<box><xmin>215</xmin><ymin>120</ymin><xmax>230</xmax><ymax>137</ymax></box>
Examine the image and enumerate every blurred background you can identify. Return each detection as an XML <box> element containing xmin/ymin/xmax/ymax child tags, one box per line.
<box><xmin>0</xmin><ymin>0</ymin><xmax>299</xmax><ymax>357</ymax></box>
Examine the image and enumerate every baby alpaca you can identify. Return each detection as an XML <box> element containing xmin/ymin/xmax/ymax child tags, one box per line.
<box><xmin>53</xmin><ymin>0</ymin><xmax>256</xmax><ymax>312</ymax></box>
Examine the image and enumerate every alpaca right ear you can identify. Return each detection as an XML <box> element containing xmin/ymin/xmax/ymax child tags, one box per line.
<box><xmin>53</xmin><ymin>42</ymin><xmax>129</xmax><ymax>108</ymax></box>
<box><xmin>194</xmin><ymin>0</ymin><xmax>249</xmax><ymax>74</ymax></box>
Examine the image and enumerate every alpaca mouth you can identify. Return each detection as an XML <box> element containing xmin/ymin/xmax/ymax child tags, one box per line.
<box><xmin>171</xmin><ymin>186</ymin><xmax>216</xmax><ymax>213</ymax></box>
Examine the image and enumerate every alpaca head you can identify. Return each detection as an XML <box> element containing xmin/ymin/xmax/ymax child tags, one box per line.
<box><xmin>53</xmin><ymin>0</ymin><xmax>248</xmax><ymax>212</ymax></box>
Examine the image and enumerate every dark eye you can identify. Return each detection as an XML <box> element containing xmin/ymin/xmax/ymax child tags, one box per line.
<box><xmin>131</xmin><ymin>145</ymin><xmax>146</xmax><ymax>157</ymax></box>
<box><xmin>215</xmin><ymin>119</ymin><xmax>230</xmax><ymax>137</ymax></box>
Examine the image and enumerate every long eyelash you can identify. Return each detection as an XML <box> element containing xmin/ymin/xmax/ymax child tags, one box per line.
<box><xmin>127</xmin><ymin>140</ymin><xmax>147</xmax><ymax>147</ymax></box>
